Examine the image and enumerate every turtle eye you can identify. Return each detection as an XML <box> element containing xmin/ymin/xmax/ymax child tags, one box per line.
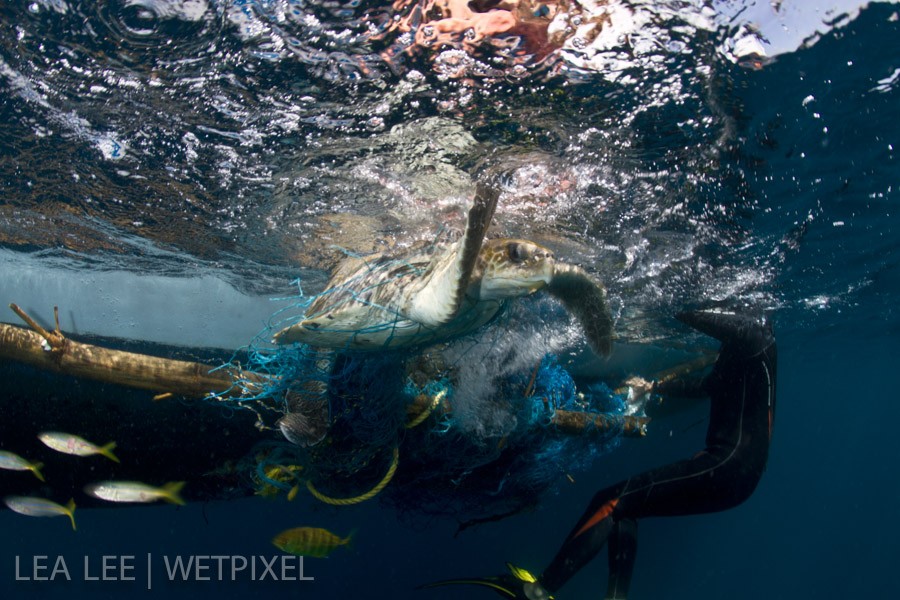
<box><xmin>508</xmin><ymin>243</ymin><xmax>530</xmax><ymax>263</ymax></box>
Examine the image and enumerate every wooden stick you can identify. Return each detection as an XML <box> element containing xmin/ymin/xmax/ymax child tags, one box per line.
<box><xmin>9</xmin><ymin>303</ymin><xmax>65</xmax><ymax>350</ymax></box>
<box><xmin>406</xmin><ymin>391</ymin><xmax>649</xmax><ymax>438</ymax></box>
<box><xmin>0</xmin><ymin>321</ymin><xmax>251</xmax><ymax>398</ymax></box>
<box><xmin>552</xmin><ymin>410</ymin><xmax>649</xmax><ymax>437</ymax></box>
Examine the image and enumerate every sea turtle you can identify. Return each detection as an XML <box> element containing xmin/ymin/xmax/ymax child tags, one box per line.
<box><xmin>273</xmin><ymin>182</ymin><xmax>614</xmax><ymax>356</ymax></box>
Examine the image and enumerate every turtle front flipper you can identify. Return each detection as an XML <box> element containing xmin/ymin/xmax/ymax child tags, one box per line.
<box><xmin>405</xmin><ymin>182</ymin><xmax>500</xmax><ymax>326</ymax></box>
<box><xmin>547</xmin><ymin>264</ymin><xmax>614</xmax><ymax>357</ymax></box>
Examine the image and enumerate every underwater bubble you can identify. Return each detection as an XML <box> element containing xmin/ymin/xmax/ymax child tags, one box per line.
<box><xmin>665</xmin><ymin>39</ymin><xmax>686</xmax><ymax>53</ymax></box>
<box><xmin>120</xmin><ymin>2</ymin><xmax>158</xmax><ymax>36</ymax></box>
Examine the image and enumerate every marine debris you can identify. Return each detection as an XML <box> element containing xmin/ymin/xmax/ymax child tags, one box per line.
<box><xmin>0</xmin><ymin>302</ymin><xmax>654</xmax><ymax>525</ymax></box>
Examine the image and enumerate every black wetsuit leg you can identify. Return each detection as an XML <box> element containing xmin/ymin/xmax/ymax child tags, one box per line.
<box><xmin>539</xmin><ymin>312</ymin><xmax>777</xmax><ymax>595</ymax></box>
<box><xmin>605</xmin><ymin>519</ymin><xmax>637</xmax><ymax>600</ymax></box>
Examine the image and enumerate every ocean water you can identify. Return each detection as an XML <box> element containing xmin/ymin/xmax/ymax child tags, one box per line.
<box><xmin>1</xmin><ymin>1</ymin><xmax>899</xmax><ymax>599</ymax></box>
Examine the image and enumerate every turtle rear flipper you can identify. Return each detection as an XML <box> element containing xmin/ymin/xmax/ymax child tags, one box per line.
<box><xmin>405</xmin><ymin>182</ymin><xmax>499</xmax><ymax>326</ymax></box>
<box><xmin>547</xmin><ymin>264</ymin><xmax>614</xmax><ymax>357</ymax></box>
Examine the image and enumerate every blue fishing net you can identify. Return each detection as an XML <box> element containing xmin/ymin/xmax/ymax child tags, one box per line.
<box><xmin>210</xmin><ymin>284</ymin><xmax>628</xmax><ymax>525</ymax></box>
<box><xmin>387</xmin><ymin>356</ymin><xmax>625</xmax><ymax>527</ymax></box>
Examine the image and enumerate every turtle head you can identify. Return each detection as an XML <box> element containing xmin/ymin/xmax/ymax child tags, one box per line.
<box><xmin>475</xmin><ymin>238</ymin><xmax>555</xmax><ymax>300</ymax></box>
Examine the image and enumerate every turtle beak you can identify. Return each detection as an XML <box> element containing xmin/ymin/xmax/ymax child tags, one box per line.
<box><xmin>480</xmin><ymin>265</ymin><xmax>552</xmax><ymax>299</ymax></box>
<box><xmin>517</xmin><ymin>259</ymin><xmax>555</xmax><ymax>294</ymax></box>
<box><xmin>525</xmin><ymin>252</ymin><xmax>555</xmax><ymax>288</ymax></box>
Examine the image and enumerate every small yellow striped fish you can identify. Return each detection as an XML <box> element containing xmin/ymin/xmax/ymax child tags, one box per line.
<box><xmin>4</xmin><ymin>496</ymin><xmax>76</xmax><ymax>530</ymax></box>
<box><xmin>272</xmin><ymin>527</ymin><xmax>352</xmax><ymax>558</ymax></box>
<box><xmin>38</xmin><ymin>432</ymin><xmax>120</xmax><ymax>463</ymax></box>
<box><xmin>0</xmin><ymin>451</ymin><xmax>45</xmax><ymax>481</ymax></box>
<box><xmin>85</xmin><ymin>481</ymin><xmax>185</xmax><ymax>505</ymax></box>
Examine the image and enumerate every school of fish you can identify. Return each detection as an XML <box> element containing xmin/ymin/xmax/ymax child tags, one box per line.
<box><xmin>3</xmin><ymin>431</ymin><xmax>352</xmax><ymax>560</ymax></box>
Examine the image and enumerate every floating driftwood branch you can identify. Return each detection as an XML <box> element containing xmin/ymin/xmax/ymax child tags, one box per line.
<box><xmin>1</xmin><ymin>305</ymin><xmax>648</xmax><ymax>436</ymax></box>
<box><xmin>2</xmin><ymin>305</ymin><xmax>251</xmax><ymax>398</ymax></box>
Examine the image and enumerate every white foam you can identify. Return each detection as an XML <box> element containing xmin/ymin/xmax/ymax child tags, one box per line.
<box><xmin>440</xmin><ymin>300</ymin><xmax>580</xmax><ymax>438</ymax></box>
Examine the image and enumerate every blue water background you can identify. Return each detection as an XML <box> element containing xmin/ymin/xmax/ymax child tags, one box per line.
<box><xmin>2</xmin><ymin>2</ymin><xmax>899</xmax><ymax>599</ymax></box>
<box><xmin>2</xmin><ymin>334</ymin><xmax>895</xmax><ymax>598</ymax></box>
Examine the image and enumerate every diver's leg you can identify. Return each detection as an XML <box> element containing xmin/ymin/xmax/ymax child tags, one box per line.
<box><xmin>538</xmin><ymin>452</ymin><xmax>721</xmax><ymax>593</ymax></box>
<box><xmin>605</xmin><ymin>518</ymin><xmax>638</xmax><ymax>600</ymax></box>
<box><xmin>421</xmin><ymin>311</ymin><xmax>776</xmax><ymax>599</ymax></box>
<box><xmin>538</xmin><ymin>483</ymin><xmax>623</xmax><ymax>591</ymax></box>
<box><xmin>541</xmin><ymin>311</ymin><xmax>776</xmax><ymax>593</ymax></box>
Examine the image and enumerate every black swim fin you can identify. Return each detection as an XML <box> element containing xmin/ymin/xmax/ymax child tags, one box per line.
<box><xmin>676</xmin><ymin>309</ymin><xmax>773</xmax><ymax>356</ymax></box>
<box><xmin>419</xmin><ymin>563</ymin><xmax>553</xmax><ymax>600</ymax></box>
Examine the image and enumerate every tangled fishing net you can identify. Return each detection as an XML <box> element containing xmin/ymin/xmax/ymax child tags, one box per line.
<box><xmin>209</xmin><ymin>267</ymin><xmax>630</xmax><ymax>527</ymax></box>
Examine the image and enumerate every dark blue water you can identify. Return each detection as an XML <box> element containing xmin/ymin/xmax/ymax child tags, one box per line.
<box><xmin>2</xmin><ymin>1</ymin><xmax>899</xmax><ymax>599</ymax></box>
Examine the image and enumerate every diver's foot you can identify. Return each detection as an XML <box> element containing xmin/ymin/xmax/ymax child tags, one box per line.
<box><xmin>676</xmin><ymin>309</ymin><xmax>773</xmax><ymax>356</ymax></box>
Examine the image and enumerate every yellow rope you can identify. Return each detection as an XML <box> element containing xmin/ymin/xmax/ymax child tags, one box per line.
<box><xmin>306</xmin><ymin>447</ymin><xmax>399</xmax><ymax>506</ymax></box>
<box><xmin>405</xmin><ymin>388</ymin><xmax>447</xmax><ymax>429</ymax></box>
<box><xmin>305</xmin><ymin>387</ymin><xmax>444</xmax><ymax>506</ymax></box>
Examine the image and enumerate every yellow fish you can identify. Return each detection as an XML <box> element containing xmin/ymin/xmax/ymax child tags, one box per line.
<box><xmin>272</xmin><ymin>527</ymin><xmax>352</xmax><ymax>558</ymax></box>
<box><xmin>85</xmin><ymin>481</ymin><xmax>185</xmax><ymax>505</ymax></box>
<box><xmin>0</xmin><ymin>450</ymin><xmax>45</xmax><ymax>481</ymax></box>
<box><xmin>4</xmin><ymin>496</ymin><xmax>76</xmax><ymax>531</ymax></box>
<box><xmin>287</xmin><ymin>484</ymin><xmax>300</xmax><ymax>501</ymax></box>
<box><xmin>38</xmin><ymin>432</ymin><xmax>120</xmax><ymax>463</ymax></box>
